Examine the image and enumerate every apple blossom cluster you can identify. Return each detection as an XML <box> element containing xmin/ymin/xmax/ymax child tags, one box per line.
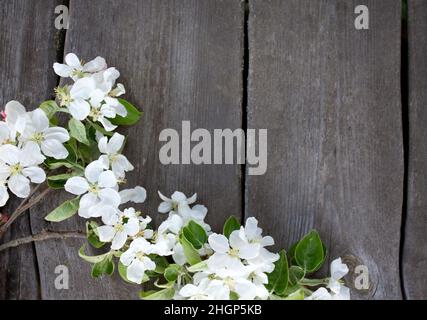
<box><xmin>1</xmin><ymin>53</ymin><xmax>350</xmax><ymax>300</ymax></box>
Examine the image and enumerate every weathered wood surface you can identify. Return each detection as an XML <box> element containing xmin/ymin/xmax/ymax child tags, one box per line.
<box><xmin>0</xmin><ymin>0</ymin><xmax>62</xmax><ymax>299</ymax></box>
<box><xmin>246</xmin><ymin>0</ymin><xmax>403</xmax><ymax>299</ymax></box>
<box><xmin>13</xmin><ymin>0</ymin><xmax>243</xmax><ymax>299</ymax></box>
<box><xmin>403</xmin><ymin>0</ymin><xmax>427</xmax><ymax>300</ymax></box>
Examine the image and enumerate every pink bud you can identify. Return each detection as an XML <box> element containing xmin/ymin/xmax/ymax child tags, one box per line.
<box><xmin>1</xmin><ymin>110</ymin><xmax>6</xmax><ymax>121</ymax></box>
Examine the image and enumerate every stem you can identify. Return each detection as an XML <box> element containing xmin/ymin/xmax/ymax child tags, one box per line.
<box><xmin>0</xmin><ymin>230</ymin><xmax>85</xmax><ymax>252</ymax></box>
<box><xmin>0</xmin><ymin>185</ymin><xmax>51</xmax><ymax>239</ymax></box>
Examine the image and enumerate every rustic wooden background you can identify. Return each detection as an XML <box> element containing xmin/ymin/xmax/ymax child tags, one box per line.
<box><xmin>0</xmin><ymin>0</ymin><xmax>425</xmax><ymax>300</ymax></box>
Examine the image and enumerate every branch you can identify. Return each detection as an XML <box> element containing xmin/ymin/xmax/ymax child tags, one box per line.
<box><xmin>0</xmin><ymin>185</ymin><xmax>51</xmax><ymax>239</ymax></box>
<box><xmin>0</xmin><ymin>231</ymin><xmax>85</xmax><ymax>252</ymax></box>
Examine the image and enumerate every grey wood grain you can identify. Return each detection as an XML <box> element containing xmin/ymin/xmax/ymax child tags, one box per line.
<box><xmin>403</xmin><ymin>0</ymin><xmax>427</xmax><ymax>300</ymax></box>
<box><xmin>29</xmin><ymin>0</ymin><xmax>243</xmax><ymax>299</ymax></box>
<box><xmin>246</xmin><ymin>0</ymin><xmax>403</xmax><ymax>299</ymax></box>
<box><xmin>0</xmin><ymin>0</ymin><xmax>62</xmax><ymax>299</ymax></box>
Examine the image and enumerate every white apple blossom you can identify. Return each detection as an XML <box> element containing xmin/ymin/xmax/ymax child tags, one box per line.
<box><xmin>120</xmin><ymin>237</ymin><xmax>156</xmax><ymax>284</ymax></box>
<box><xmin>158</xmin><ymin>191</ymin><xmax>210</xmax><ymax>231</ymax></box>
<box><xmin>53</xmin><ymin>53</ymin><xmax>107</xmax><ymax>80</ymax></box>
<box><xmin>3</xmin><ymin>101</ymin><xmax>27</xmax><ymax>140</ymax></box>
<box><xmin>98</xmin><ymin>133</ymin><xmax>134</xmax><ymax>176</ymax></box>
<box><xmin>158</xmin><ymin>191</ymin><xmax>197</xmax><ymax>214</ymax></box>
<box><xmin>64</xmin><ymin>159</ymin><xmax>120</xmax><ymax>218</ymax></box>
<box><xmin>55</xmin><ymin>77</ymin><xmax>95</xmax><ymax>121</ymax></box>
<box><xmin>21</xmin><ymin>109</ymin><xmax>70</xmax><ymax>159</ymax></box>
<box><xmin>97</xmin><ymin>207</ymin><xmax>140</xmax><ymax>250</ymax></box>
<box><xmin>0</xmin><ymin>142</ymin><xmax>45</xmax><ymax>199</ymax></box>
<box><xmin>304</xmin><ymin>287</ymin><xmax>332</xmax><ymax>300</ymax></box>
<box><xmin>119</xmin><ymin>186</ymin><xmax>147</xmax><ymax>204</ymax></box>
<box><xmin>179</xmin><ymin>278</ymin><xmax>230</xmax><ymax>300</ymax></box>
<box><xmin>327</xmin><ymin>258</ymin><xmax>350</xmax><ymax>300</ymax></box>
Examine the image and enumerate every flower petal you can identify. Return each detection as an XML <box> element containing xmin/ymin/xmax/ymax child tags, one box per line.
<box><xmin>127</xmin><ymin>259</ymin><xmax>146</xmax><ymax>284</ymax></box>
<box><xmin>29</xmin><ymin>109</ymin><xmax>49</xmax><ymax>132</ymax></box>
<box><xmin>0</xmin><ymin>185</ymin><xmax>9</xmax><ymax>207</ymax></box>
<box><xmin>41</xmin><ymin>139</ymin><xmax>69</xmax><ymax>159</ymax></box>
<box><xmin>108</xmin><ymin>133</ymin><xmax>125</xmax><ymax>154</ymax></box>
<box><xmin>44</xmin><ymin>127</ymin><xmax>70</xmax><ymax>143</ymax></box>
<box><xmin>68</xmin><ymin>99</ymin><xmax>90</xmax><ymax>121</ymax></box>
<box><xmin>5</xmin><ymin>100</ymin><xmax>27</xmax><ymax>134</ymax></box>
<box><xmin>0</xmin><ymin>144</ymin><xmax>20</xmax><ymax>165</ymax></box>
<box><xmin>119</xmin><ymin>186</ymin><xmax>146</xmax><ymax>204</ymax></box>
<box><xmin>53</xmin><ymin>63</ymin><xmax>73</xmax><ymax>78</ymax></box>
<box><xmin>8</xmin><ymin>174</ymin><xmax>30</xmax><ymax>198</ymax></box>
<box><xmin>98</xmin><ymin>136</ymin><xmax>108</xmax><ymax>154</ymax></box>
<box><xmin>83</xmin><ymin>56</ymin><xmax>107</xmax><ymax>73</ymax></box>
<box><xmin>97</xmin><ymin>225</ymin><xmax>115</xmax><ymax>242</ymax></box>
<box><xmin>111</xmin><ymin>231</ymin><xmax>128</xmax><ymax>250</ymax></box>
<box><xmin>98</xmin><ymin>170</ymin><xmax>117</xmax><ymax>188</ymax></box>
<box><xmin>22</xmin><ymin>166</ymin><xmax>46</xmax><ymax>184</ymax></box>
<box><xmin>70</xmin><ymin>78</ymin><xmax>96</xmax><ymax>100</ymax></box>
<box><xmin>20</xmin><ymin>142</ymin><xmax>45</xmax><ymax>166</ymax></box>
<box><xmin>208</xmin><ymin>234</ymin><xmax>229</xmax><ymax>254</ymax></box>
<box><xmin>65</xmin><ymin>176</ymin><xmax>89</xmax><ymax>195</ymax></box>
<box><xmin>65</xmin><ymin>53</ymin><xmax>81</xmax><ymax>68</ymax></box>
<box><xmin>84</xmin><ymin>160</ymin><xmax>105</xmax><ymax>183</ymax></box>
<box><xmin>124</xmin><ymin>217</ymin><xmax>140</xmax><ymax>237</ymax></box>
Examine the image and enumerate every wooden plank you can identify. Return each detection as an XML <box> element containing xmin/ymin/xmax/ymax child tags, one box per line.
<box><xmin>0</xmin><ymin>0</ymin><xmax>62</xmax><ymax>299</ymax></box>
<box><xmin>29</xmin><ymin>0</ymin><xmax>243</xmax><ymax>299</ymax></box>
<box><xmin>403</xmin><ymin>0</ymin><xmax>427</xmax><ymax>300</ymax></box>
<box><xmin>247</xmin><ymin>0</ymin><xmax>403</xmax><ymax>299</ymax></box>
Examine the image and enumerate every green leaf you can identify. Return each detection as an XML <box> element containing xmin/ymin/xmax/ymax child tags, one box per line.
<box><xmin>86</xmin><ymin>221</ymin><xmax>105</xmax><ymax>249</ymax></box>
<box><xmin>47</xmin><ymin>173</ymin><xmax>80</xmax><ymax>190</ymax></box>
<box><xmin>151</xmin><ymin>255</ymin><xmax>169</xmax><ymax>274</ymax></box>
<box><xmin>223</xmin><ymin>216</ymin><xmax>241</xmax><ymax>238</ymax></box>
<box><xmin>294</xmin><ymin>230</ymin><xmax>325</xmax><ymax>273</ymax></box>
<box><xmin>68</xmin><ymin>118</ymin><xmax>90</xmax><ymax>146</ymax></box>
<box><xmin>110</xmin><ymin>99</ymin><xmax>142</xmax><ymax>126</ymax></box>
<box><xmin>266</xmin><ymin>250</ymin><xmax>289</xmax><ymax>296</ymax></box>
<box><xmin>187</xmin><ymin>261</ymin><xmax>208</xmax><ymax>273</ymax></box>
<box><xmin>164</xmin><ymin>264</ymin><xmax>182</xmax><ymax>282</ymax></box>
<box><xmin>179</xmin><ymin>233</ymin><xmax>201</xmax><ymax>265</ymax></box>
<box><xmin>182</xmin><ymin>220</ymin><xmax>208</xmax><ymax>250</ymax></box>
<box><xmin>44</xmin><ymin>197</ymin><xmax>80</xmax><ymax>222</ymax></box>
<box><xmin>39</xmin><ymin>100</ymin><xmax>60</xmax><ymax>119</ymax></box>
<box><xmin>78</xmin><ymin>245</ymin><xmax>111</xmax><ymax>264</ymax></box>
<box><xmin>288</xmin><ymin>265</ymin><xmax>305</xmax><ymax>286</ymax></box>
<box><xmin>230</xmin><ymin>292</ymin><xmax>239</xmax><ymax>300</ymax></box>
<box><xmin>283</xmin><ymin>289</ymin><xmax>305</xmax><ymax>300</ymax></box>
<box><xmin>140</xmin><ymin>288</ymin><xmax>175</xmax><ymax>300</ymax></box>
<box><xmin>91</xmin><ymin>256</ymin><xmax>114</xmax><ymax>278</ymax></box>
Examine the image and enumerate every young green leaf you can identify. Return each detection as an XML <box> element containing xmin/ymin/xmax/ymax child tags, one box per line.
<box><xmin>78</xmin><ymin>245</ymin><xmax>111</xmax><ymax>264</ymax></box>
<box><xmin>110</xmin><ymin>99</ymin><xmax>142</xmax><ymax>126</ymax></box>
<box><xmin>164</xmin><ymin>264</ymin><xmax>182</xmax><ymax>282</ymax></box>
<box><xmin>68</xmin><ymin>118</ymin><xmax>90</xmax><ymax>146</ymax></box>
<box><xmin>91</xmin><ymin>256</ymin><xmax>114</xmax><ymax>278</ymax></box>
<box><xmin>182</xmin><ymin>220</ymin><xmax>208</xmax><ymax>249</ymax></box>
<box><xmin>294</xmin><ymin>230</ymin><xmax>325</xmax><ymax>273</ymax></box>
<box><xmin>140</xmin><ymin>288</ymin><xmax>175</xmax><ymax>300</ymax></box>
<box><xmin>288</xmin><ymin>265</ymin><xmax>305</xmax><ymax>286</ymax></box>
<box><xmin>266</xmin><ymin>250</ymin><xmax>289</xmax><ymax>296</ymax></box>
<box><xmin>39</xmin><ymin>100</ymin><xmax>60</xmax><ymax>119</ymax></box>
<box><xmin>86</xmin><ymin>221</ymin><xmax>105</xmax><ymax>249</ymax></box>
<box><xmin>179</xmin><ymin>233</ymin><xmax>202</xmax><ymax>265</ymax></box>
<box><xmin>187</xmin><ymin>261</ymin><xmax>208</xmax><ymax>273</ymax></box>
<box><xmin>44</xmin><ymin>197</ymin><xmax>80</xmax><ymax>222</ymax></box>
<box><xmin>223</xmin><ymin>216</ymin><xmax>241</xmax><ymax>239</ymax></box>
<box><xmin>47</xmin><ymin>173</ymin><xmax>80</xmax><ymax>190</ymax></box>
<box><xmin>150</xmin><ymin>255</ymin><xmax>169</xmax><ymax>274</ymax></box>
